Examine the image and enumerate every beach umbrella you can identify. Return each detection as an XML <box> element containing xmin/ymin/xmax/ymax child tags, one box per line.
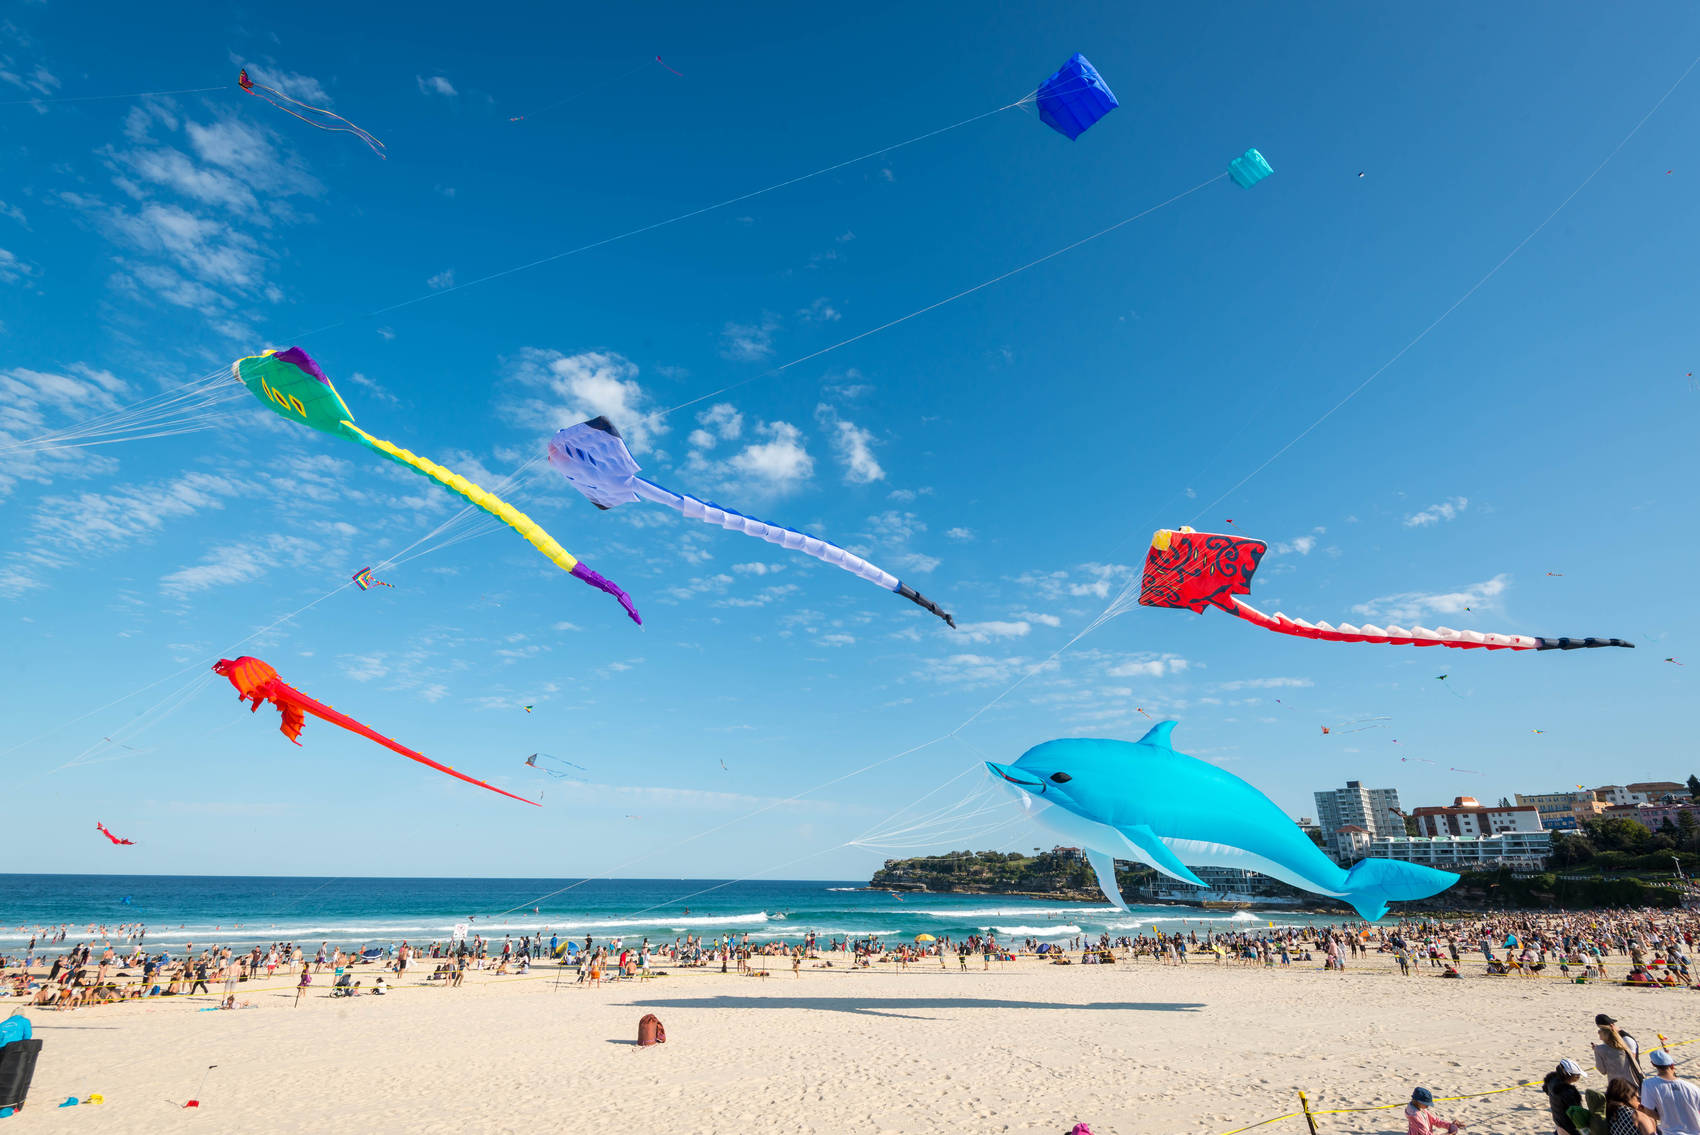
<box><xmin>914</xmin><ymin>934</ymin><xmax>936</xmax><ymax>943</ymax></box>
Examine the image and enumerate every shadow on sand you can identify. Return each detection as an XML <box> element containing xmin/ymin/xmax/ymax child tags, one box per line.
<box><xmin>627</xmin><ymin>995</ymin><xmax>1205</xmax><ymax>1020</ymax></box>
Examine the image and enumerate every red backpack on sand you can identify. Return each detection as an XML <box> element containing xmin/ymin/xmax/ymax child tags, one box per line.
<box><xmin>637</xmin><ymin>1013</ymin><xmax>666</xmax><ymax>1046</ymax></box>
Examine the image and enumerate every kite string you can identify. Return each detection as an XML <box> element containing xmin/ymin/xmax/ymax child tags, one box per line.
<box><xmin>2</xmin><ymin>456</ymin><xmax>546</xmax><ymax>765</ymax></box>
<box><xmin>302</xmin><ymin>97</ymin><xmax>1034</xmax><ymax>335</ymax></box>
<box><xmin>0</xmin><ymin>85</ymin><xmax>224</xmax><ymax>108</ymax></box>
<box><xmin>1189</xmin><ymin>46</ymin><xmax>1700</xmax><ymax>525</ymax></box>
<box><xmin>654</xmin><ymin>172</ymin><xmax>1230</xmax><ymax>421</ymax></box>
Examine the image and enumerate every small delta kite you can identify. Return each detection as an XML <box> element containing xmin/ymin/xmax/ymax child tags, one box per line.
<box><xmin>233</xmin><ymin>348</ymin><xmax>639</xmax><ymax>625</ymax></box>
<box><xmin>351</xmin><ymin>567</ymin><xmax>392</xmax><ymax>591</ymax></box>
<box><xmin>1139</xmin><ymin>527</ymin><xmax>1632</xmax><ymax>652</ymax></box>
<box><xmin>96</xmin><ymin>822</ymin><xmax>134</xmax><ymax>845</ymax></box>
<box><xmin>548</xmin><ymin>417</ymin><xmax>954</xmax><ymax>626</ymax></box>
<box><xmin>214</xmin><ymin>656</ymin><xmax>537</xmax><ymax>805</ymax></box>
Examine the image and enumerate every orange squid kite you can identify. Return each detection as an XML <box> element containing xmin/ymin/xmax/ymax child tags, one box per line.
<box><xmin>214</xmin><ymin>656</ymin><xmax>536</xmax><ymax>805</ymax></box>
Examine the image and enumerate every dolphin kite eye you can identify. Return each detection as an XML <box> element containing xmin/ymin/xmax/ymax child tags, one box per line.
<box><xmin>1049</xmin><ymin>772</ymin><xmax>1072</xmax><ymax>783</ymax></box>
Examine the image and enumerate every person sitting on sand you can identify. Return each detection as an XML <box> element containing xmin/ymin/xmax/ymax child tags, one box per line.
<box><xmin>1542</xmin><ymin>1059</ymin><xmax>1586</xmax><ymax>1135</ymax></box>
<box><xmin>1405</xmin><ymin>1087</ymin><xmax>1464</xmax><ymax>1133</ymax></box>
<box><xmin>372</xmin><ymin>977</ymin><xmax>387</xmax><ymax>996</ymax></box>
<box><xmin>1440</xmin><ymin>965</ymin><xmax>1461</xmax><ymax>979</ymax></box>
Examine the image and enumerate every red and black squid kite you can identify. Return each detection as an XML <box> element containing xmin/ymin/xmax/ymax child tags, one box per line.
<box><xmin>214</xmin><ymin>656</ymin><xmax>537</xmax><ymax>805</ymax></box>
<box><xmin>1138</xmin><ymin>528</ymin><xmax>1632</xmax><ymax>652</ymax></box>
<box><xmin>96</xmin><ymin>822</ymin><xmax>135</xmax><ymax>845</ymax></box>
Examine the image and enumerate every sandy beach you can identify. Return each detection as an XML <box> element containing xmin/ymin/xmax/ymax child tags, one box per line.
<box><xmin>8</xmin><ymin>947</ymin><xmax>1699</xmax><ymax>1134</ymax></box>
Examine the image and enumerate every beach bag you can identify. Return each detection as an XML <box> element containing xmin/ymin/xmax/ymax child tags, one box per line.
<box><xmin>0</xmin><ymin>1039</ymin><xmax>43</xmax><ymax>1110</ymax></box>
<box><xmin>637</xmin><ymin>1013</ymin><xmax>666</xmax><ymax>1047</ymax></box>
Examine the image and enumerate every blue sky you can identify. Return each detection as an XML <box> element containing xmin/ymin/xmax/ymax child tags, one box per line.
<box><xmin>3</xmin><ymin>2</ymin><xmax>1697</xmax><ymax>879</ymax></box>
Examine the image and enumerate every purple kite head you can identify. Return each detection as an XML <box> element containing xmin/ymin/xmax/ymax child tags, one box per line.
<box><xmin>272</xmin><ymin>346</ymin><xmax>334</xmax><ymax>387</ymax></box>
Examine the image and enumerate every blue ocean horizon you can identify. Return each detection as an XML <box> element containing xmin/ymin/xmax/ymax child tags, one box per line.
<box><xmin>0</xmin><ymin>874</ymin><xmax>1342</xmax><ymax>952</ymax></box>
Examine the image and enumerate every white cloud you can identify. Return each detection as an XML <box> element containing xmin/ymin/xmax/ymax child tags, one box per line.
<box><xmin>1215</xmin><ymin>677</ymin><xmax>1313</xmax><ymax>691</ymax></box>
<box><xmin>733</xmin><ymin>562</ymin><xmax>783</xmax><ymax>575</ymax></box>
<box><xmin>1016</xmin><ymin>610</ymin><xmax>1061</xmax><ymax>627</ymax></box>
<box><xmin>896</xmin><ymin>552</ymin><xmax>940</xmax><ymax>574</ymax></box>
<box><xmin>417</xmin><ymin>75</ymin><xmax>458</xmax><ymax>96</ymax></box>
<box><xmin>0</xmin><ymin>247</ymin><xmax>35</xmax><ymax>284</ymax></box>
<box><xmin>1106</xmin><ymin>653</ymin><xmax>1190</xmax><ymax>678</ymax></box>
<box><xmin>1014</xmin><ymin>562</ymin><xmax>1131</xmax><ymax>602</ymax></box>
<box><xmin>1350</xmin><ymin>574</ymin><xmax>1509</xmax><ymax>625</ymax></box>
<box><xmin>798</xmin><ymin>297</ymin><xmax>841</xmax><ymax>323</ymax></box>
<box><xmin>814</xmin><ymin>404</ymin><xmax>883</xmax><ymax>484</ymax></box>
<box><xmin>919</xmin><ymin>652</ymin><xmax>1055</xmax><ymax>688</ymax></box>
<box><xmin>946</xmin><ymin>527</ymin><xmax>974</xmax><ymax>542</ymax></box>
<box><xmin>693</xmin><ymin>403</ymin><xmax>742</xmax><ymax>446</ymax></box>
<box><xmin>817</xmin><ymin>632</ymin><xmax>856</xmax><ymax>647</ymax></box>
<box><xmin>341</xmin><ymin>653</ymin><xmax>390</xmax><ymax>682</ymax></box>
<box><xmin>427</xmin><ymin>268</ymin><xmax>455</xmax><ymax>289</ymax></box>
<box><xmin>159</xmin><ymin>538</ymin><xmax>281</xmax><ymax>597</ymax></box>
<box><xmin>377</xmin><ymin>327</ymin><xmax>396</xmax><ymax>341</ymax></box>
<box><xmin>720</xmin><ymin>314</ymin><xmax>779</xmax><ymax>361</ymax></box>
<box><xmin>718</xmin><ymin>583</ymin><xmax>800</xmax><ymax>608</ymax></box>
<box><xmin>0</xmin><ymin>199</ymin><xmax>26</xmax><ymax>227</ymax></box>
<box><xmin>955</xmin><ymin>620</ymin><xmax>1031</xmax><ymax>644</ymax></box>
<box><xmin>1405</xmin><ymin>496</ymin><xmax>1468</xmax><ymax>528</ymax></box>
<box><xmin>503</xmin><ymin>348</ymin><xmax>666</xmax><ymax>452</ymax></box>
<box><xmin>727</xmin><ymin>421</ymin><xmax>812</xmax><ymax>490</ymax></box>
<box><xmin>345</xmin><ymin>371</ymin><xmax>399</xmax><ymax>406</ymax></box>
<box><xmin>1272</xmin><ymin>527</ymin><xmax>1325</xmax><ymax>556</ymax></box>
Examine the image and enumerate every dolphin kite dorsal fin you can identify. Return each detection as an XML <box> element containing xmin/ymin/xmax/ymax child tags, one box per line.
<box><xmin>1121</xmin><ymin>823</ymin><xmax>1205</xmax><ymax>888</ymax></box>
<box><xmin>1136</xmin><ymin>721</ymin><xmax>1178</xmax><ymax>749</ymax></box>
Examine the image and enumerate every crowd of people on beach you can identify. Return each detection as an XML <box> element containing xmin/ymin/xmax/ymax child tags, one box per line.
<box><xmin>9</xmin><ymin>906</ymin><xmax>1700</xmax><ymax>1017</ymax></box>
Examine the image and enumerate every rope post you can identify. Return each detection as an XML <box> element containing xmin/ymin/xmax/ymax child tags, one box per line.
<box><xmin>1297</xmin><ymin>1090</ymin><xmax>1320</xmax><ymax>1135</ymax></box>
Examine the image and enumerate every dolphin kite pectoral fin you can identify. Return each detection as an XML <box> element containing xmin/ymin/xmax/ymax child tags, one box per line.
<box><xmin>1121</xmin><ymin>824</ymin><xmax>1206</xmax><ymax>887</ymax></box>
<box><xmin>1086</xmin><ymin>848</ymin><xmax>1129</xmax><ymax>911</ymax></box>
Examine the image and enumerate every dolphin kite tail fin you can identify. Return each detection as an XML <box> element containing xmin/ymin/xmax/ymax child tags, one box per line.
<box><xmin>1340</xmin><ymin>858</ymin><xmax>1459</xmax><ymax>921</ymax></box>
<box><xmin>343</xmin><ymin>422</ymin><xmax>641</xmax><ymax>625</ymax></box>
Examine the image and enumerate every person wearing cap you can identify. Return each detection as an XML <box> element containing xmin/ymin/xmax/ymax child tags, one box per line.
<box><xmin>1642</xmin><ymin>1049</ymin><xmax>1700</xmax><ymax>1135</ymax></box>
<box><xmin>1406</xmin><ymin>1087</ymin><xmax>1464</xmax><ymax>1134</ymax></box>
<box><xmin>1543</xmin><ymin>1059</ymin><xmax>1586</xmax><ymax>1135</ymax></box>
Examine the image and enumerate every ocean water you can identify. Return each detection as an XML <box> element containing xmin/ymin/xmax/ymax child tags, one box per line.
<box><xmin>0</xmin><ymin>874</ymin><xmax>1341</xmax><ymax>952</ymax></box>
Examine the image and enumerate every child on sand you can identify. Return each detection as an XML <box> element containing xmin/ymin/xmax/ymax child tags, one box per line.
<box><xmin>1405</xmin><ymin>1087</ymin><xmax>1464</xmax><ymax>1134</ymax></box>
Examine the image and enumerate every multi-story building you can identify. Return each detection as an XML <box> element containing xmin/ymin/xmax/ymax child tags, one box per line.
<box><xmin>1314</xmin><ymin>781</ymin><xmax>1403</xmax><ymax>863</ymax></box>
<box><xmin>1515</xmin><ymin>791</ymin><xmax>1590</xmax><ymax>831</ymax></box>
<box><xmin>1412</xmin><ymin>796</ymin><xmax>1543</xmax><ymax>837</ymax></box>
<box><xmin>1364</xmin><ymin>830</ymin><xmax>1552</xmax><ymax>869</ymax></box>
<box><xmin>1627</xmin><ymin>781</ymin><xmax>1690</xmax><ymax>803</ymax></box>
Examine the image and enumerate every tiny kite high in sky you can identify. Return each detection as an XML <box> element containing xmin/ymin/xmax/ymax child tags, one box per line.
<box><xmin>233</xmin><ymin>348</ymin><xmax>639</xmax><ymax>625</ymax></box>
<box><xmin>548</xmin><ymin>417</ymin><xmax>955</xmax><ymax>627</ymax></box>
<box><xmin>213</xmin><ymin>656</ymin><xmax>537</xmax><ymax>805</ymax></box>
<box><xmin>351</xmin><ymin>567</ymin><xmax>392</xmax><ymax>591</ymax></box>
<box><xmin>1033</xmin><ymin>53</ymin><xmax>1118</xmax><ymax>140</ymax></box>
<box><xmin>95</xmin><ymin>822</ymin><xmax>134</xmax><ymax>846</ymax></box>
<box><xmin>237</xmin><ymin>69</ymin><xmax>386</xmax><ymax>158</ymax></box>
<box><xmin>1138</xmin><ymin>527</ymin><xmax>1633</xmax><ymax>651</ymax></box>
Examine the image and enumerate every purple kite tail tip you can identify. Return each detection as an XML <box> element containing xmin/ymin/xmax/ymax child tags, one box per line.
<box><xmin>571</xmin><ymin>562</ymin><xmax>643</xmax><ymax>626</ymax></box>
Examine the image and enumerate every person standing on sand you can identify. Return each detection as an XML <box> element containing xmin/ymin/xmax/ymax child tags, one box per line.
<box><xmin>1641</xmin><ymin>1050</ymin><xmax>1700</xmax><ymax>1135</ymax></box>
<box><xmin>1597</xmin><ymin>1024</ymin><xmax>1643</xmax><ymax>1087</ymax></box>
<box><xmin>294</xmin><ymin>967</ymin><xmax>311</xmax><ymax>1007</ymax></box>
<box><xmin>1597</xmin><ymin>1016</ymin><xmax>1644</xmax><ymax>1079</ymax></box>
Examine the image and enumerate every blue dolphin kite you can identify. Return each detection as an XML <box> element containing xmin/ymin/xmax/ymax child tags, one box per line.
<box><xmin>985</xmin><ymin>722</ymin><xmax>1457</xmax><ymax>920</ymax></box>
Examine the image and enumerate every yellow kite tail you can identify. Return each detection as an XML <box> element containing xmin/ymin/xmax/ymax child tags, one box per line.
<box><xmin>342</xmin><ymin>423</ymin><xmax>642</xmax><ymax>625</ymax></box>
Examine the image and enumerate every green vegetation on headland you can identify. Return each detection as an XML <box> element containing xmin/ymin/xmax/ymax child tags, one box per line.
<box><xmin>870</xmin><ymin>815</ymin><xmax>1698</xmax><ymax>914</ymax></box>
